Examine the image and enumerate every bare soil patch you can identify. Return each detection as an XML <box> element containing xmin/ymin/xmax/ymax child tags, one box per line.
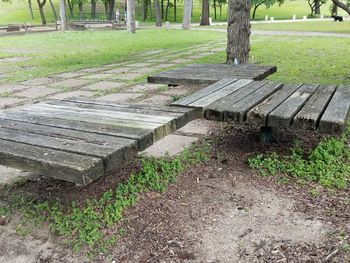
<box><xmin>0</xmin><ymin>124</ymin><xmax>349</xmax><ymax>262</ymax></box>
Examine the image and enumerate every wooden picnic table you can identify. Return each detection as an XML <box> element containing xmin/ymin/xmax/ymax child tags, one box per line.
<box><xmin>0</xmin><ymin>98</ymin><xmax>200</xmax><ymax>185</ymax></box>
<box><xmin>148</xmin><ymin>64</ymin><xmax>277</xmax><ymax>86</ymax></box>
<box><xmin>171</xmin><ymin>79</ymin><xmax>350</xmax><ymax>135</ymax></box>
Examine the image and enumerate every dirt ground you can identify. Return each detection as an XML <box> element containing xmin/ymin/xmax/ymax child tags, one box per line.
<box><xmin>0</xmin><ymin>124</ymin><xmax>349</xmax><ymax>263</ymax></box>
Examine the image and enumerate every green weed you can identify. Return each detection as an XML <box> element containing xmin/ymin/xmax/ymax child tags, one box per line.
<box><xmin>248</xmin><ymin>132</ymin><xmax>350</xmax><ymax>189</ymax></box>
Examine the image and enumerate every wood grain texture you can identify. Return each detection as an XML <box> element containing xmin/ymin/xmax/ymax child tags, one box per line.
<box><xmin>267</xmin><ymin>84</ymin><xmax>319</xmax><ymax>128</ymax></box>
<box><xmin>292</xmin><ymin>85</ymin><xmax>337</xmax><ymax>131</ymax></box>
<box><xmin>319</xmin><ymin>85</ymin><xmax>350</xmax><ymax>133</ymax></box>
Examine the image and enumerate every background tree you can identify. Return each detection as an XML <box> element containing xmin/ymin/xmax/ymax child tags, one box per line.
<box><xmin>67</xmin><ymin>0</ymin><xmax>74</xmax><ymax>16</ymax></box>
<box><xmin>28</xmin><ymin>0</ymin><xmax>35</xmax><ymax>19</ymax></box>
<box><xmin>127</xmin><ymin>0</ymin><xmax>136</xmax><ymax>32</ymax></box>
<box><xmin>91</xmin><ymin>0</ymin><xmax>97</xmax><ymax>19</ymax></box>
<box><xmin>200</xmin><ymin>0</ymin><xmax>210</xmax><ymax>25</ymax></box>
<box><xmin>217</xmin><ymin>0</ymin><xmax>227</xmax><ymax>20</ymax></box>
<box><xmin>226</xmin><ymin>0</ymin><xmax>251</xmax><ymax>64</ymax></box>
<box><xmin>49</xmin><ymin>0</ymin><xmax>58</xmax><ymax>21</ymax></box>
<box><xmin>331</xmin><ymin>0</ymin><xmax>350</xmax><ymax>14</ymax></box>
<box><xmin>36</xmin><ymin>0</ymin><xmax>47</xmax><ymax>24</ymax></box>
<box><xmin>182</xmin><ymin>0</ymin><xmax>192</xmax><ymax>28</ymax></box>
<box><xmin>251</xmin><ymin>0</ymin><xmax>284</xmax><ymax>19</ymax></box>
<box><xmin>307</xmin><ymin>0</ymin><xmax>327</xmax><ymax>15</ymax></box>
<box><xmin>154</xmin><ymin>0</ymin><xmax>162</xmax><ymax>26</ymax></box>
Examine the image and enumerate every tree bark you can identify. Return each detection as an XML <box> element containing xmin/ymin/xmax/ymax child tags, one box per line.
<box><xmin>59</xmin><ymin>0</ymin><xmax>67</xmax><ymax>30</ymax></box>
<box><xmin>37</xmin><ymin>0</ymin><xmax>47</xmax><ymax>25</ymax></box>
<box><xmin>174</xmin><ymin>0</ymin><xmax>176</xmax><ymax>21</ymax></box>
<box><xmin>28</xmin><ymin>0</ymin><xmax>35</xmax><ymax>19</ymax></box>
<box><xmin>154</xmin><ymin>0</ymin><xmax>162</xmax><ymax>26</ymax></box>
<box><xmin>91</xmin><ymin>0</ymin><xmax>97</xmax><ymax>19</ymax></box>
<box><xmin>182</xmin><ymin>0</ymin><xmax>192</xmax><ymax>29</ymax></box>
<box><xmin>314</xmin><ymin>0</ymin><xmax>320</xmax><ymax>14</ymax></box>
<box><xmin>79</xmin><ymin>2</ymin><xmax>83</xmax><ymax>20</ymax></box>
<box><xmin>331</xmin><ymin>0</ymin><xmax>350</xmax><ymax>15</ymax></box>
<box><xmin>161</xmin><ymin>0</ymin><xmax>164</xmax><ymax>18</ymax></box>
<box><xmin>200</xmin><ymin>0</ymin><xmax>210</xmax><ymax>25</ymax></box>
<box><xmin>213</xmin><ymin>0</ymin><xmax>217</xmax><ymax>20</ymax></box>
<box><xmin>165</xmin><ymin>0</ymin><xmax>170</xmax><ymax>20</ymax></box>
<box><xmin>127</xmin><ymin>0</ymin><xmax>136</xmax><ymax>33</ymax></box>
<box><xmin>226</xmin><ymin>0</ymin><xmax>251</xmax><ymax>64</ymax></box>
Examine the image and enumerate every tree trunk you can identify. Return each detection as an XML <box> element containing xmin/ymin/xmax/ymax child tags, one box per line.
<box><xmin>219</xmin><ymin>3</ymin><xmax>222</xmax><ymax>19</ymax></box>
<box><xmin>49</xmin><ymin>0</ymin><xmax>57</xmax><ymax>21</ymax></box>
<box><xmin>91</xmin><ymin>0</ymin><xmax>97</xmax><ymax>19</ymax></box>
<box><xmin>154</xmin><ymin>0</ymin><xmax>162</xmax><ymax>26</ymax></box>
<box><xmin>174</xmin><ymin>0</ymin><xmax>176</xmax><ymax>21</ymax></box>
<box><xmin>161</xmin><ymin>0</ymin><xmax>164</xmax><ymax>18</ymax></box>
<box><xmin>67</xmin><ymin>0</ymin><xmax>74</xmax><ymax>17</ymax></box>
<box><xmin>165</xmin><ymin>0</ymin><xmax>170</xmax><ymax>20</ymax></box>
<box><xmin>127</xmin><ymin>0</ymin><xmax>136</xmax><ymax>33</ymax></box>
<box><xmin>59</xmin><ymin>0</ymin><xmax>67</xmax><ymax>30</ymax></box>
<box><xmin>37</xmin><ymin>0</ymin><xmax>47</xmax><ymax>25</ymax></box>
<box><xmin>108</xmin><ymin>0</ymin><xmax>115</xmax><ymax>20</ymax></box>
<box><xmin>142</xmin><ymin>0</ymin><xmax>148</xmax><ymax>20</ymax></box>
<box><xmin>182</xmin><ymin>0</ymin><xmax>192</xmax><ymax>29</ymax></box>
<box><xmin>28</xmin><ymin>0</ymin><xmax>35</xmax><ymax>19</ymax></box>
<box><xmin>213</xmin><ymin>0</ymin><xmax>217</xmax><ymax>20</ymax></box>
<box><xmin>252</xmin><ymin>3</ymin><xmax>261</xmax><ymax>19</ymax></box>
<box><xmin>331</xmin><ymin>0</ymin><xmax>350</xmax><ymax>15</ymax></box>
<box><xmin>226</xmin><ymin>0</ymin><xmax>251</xmax><ymax>64</ymax></box>
<box><xmin>79</xmin><ymin>2</ymin><xmax>83</xmax><ymax>20</ymax></box>
<box><xmin>200</xmin><ymin>0</ymin><xmax>209</xmax><ymax>25</ymax></box>
<box><xmin>314</xmin><ymin>0</ymin><xmax>320</xmax><ymax>14</ymax></box>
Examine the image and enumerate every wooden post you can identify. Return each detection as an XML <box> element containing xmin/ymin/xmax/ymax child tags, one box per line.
<box><xmin>226</xmin><ymin>0</ymin><xmax>251</xmax><ymax>64</ymax></box>
<box><xmin>260</xmin><ymin>126</ymin><xmax>272</xmax><ymax>145</ymax></box>
<box><xmin>127</xmin><ymin>0</ymin><xmax>136</xmax><ymax>33</ymax></box>
<box><xmin>59</xmin><ymin>0</ymin><xmax>67</xmax><ymax>31</ymax></box>
<box><xmin>182</xmin><ymin>0</ymin><xmax>192</xmax><ymax>29</ymax></box>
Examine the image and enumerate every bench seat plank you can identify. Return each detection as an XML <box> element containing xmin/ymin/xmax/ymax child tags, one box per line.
<box><xmin>246</xmin><ymin>84</ymin><xmax>302</xmax><ymax>127</ymax></box>
<box><xmin>0</xmin><ymin>139</ymin><xmax>104</xmax><ymax>185</ymax></box>
<box><xmin>189</xmin><ymin>79</ymin><xmax>253</xmax><ymax>108</ymax></box>
<box><xmin>292</xmin><ymin>85</ymin><xmax>337</xmax><ymax>130</ymax></box>
<box><xmin>204</xmin><ymin>80</ymin><xmax>269</xmax><ymax>121</ymax></box>
<box><xmin>222</xmin><ymin>82</ymin><xmax>284</xmax><ymax>122</ymax></box>
<box><xmin>1</xmin><ymin>112</ymin><xmax>154</xmax><ymax>150</ymax></box>
<box><xmin>319</xmin><ymin>86</ymin><xmax>350</xmax><ymax>133</ymax></box>
<box><xmin>170</xmin><ymin>79</ymin><xmax>237</xmax><ymax>107</ymax></box>
<box><xmin>267</xmin><ymin>84</ymin><xmax>320</xmax><ymax>128</ymax></box>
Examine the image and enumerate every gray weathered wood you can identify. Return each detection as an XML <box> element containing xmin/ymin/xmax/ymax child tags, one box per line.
<box><xmin>220</xmin><ymin>82</ymin><xmax>283</xmax><ymax>122</ymax></box>
<box><xmin>171</xmin><ymin>79</ymin><xmax>237</xmax><ymax>107</ymax></box>
<box><xmin>189</xmin><ymin>79</ymin><xmax>253</xmax><ymax>108</ymax></box>
<box><xmin>148</xmin><ymin>64</ymin><xmax>277</xmax><ymax>86</ymax></box>
<box><xmin>292</xmin><ymin>85</ymin><xmax>337</xmax><ymax>130</ymax></box>
<box><xmin>205</xmin><ymin>80</ymin><xmax>269</xmax><ymax>121</ymax></box>
<box><xmin>0</xmin><ymin>139</ymin><xmax>104</xmax><ymax>185</ymax></box>
<box><xmin>247</xmin><ymin>84</ymin><xmax>303</xmax><ymax>126</ymax></box>
<box><xmin>0</xmin><ymin>112</ymin><xmax>153</xmax><ymax>150</ymax></box>
<box><xmin>0</xmin><ymin>126</ymin><xmax>136</xmax><ymax>172</ymax></box>
<box><xmin>319</xmin><ymin>86</ymin><xmax>350</xmax><ymax>133</ymax></box>
<box><xmin>268</xmin><ymin>84</ymin><xmax>319</xmax><ymax>128</ymax></box>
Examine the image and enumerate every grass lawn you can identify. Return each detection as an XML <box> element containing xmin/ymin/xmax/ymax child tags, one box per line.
<box><xmin>0</xmin><ymin>29</ymin><xmax>223</xmax><ymax>83</ymax></box>
<box><xmin>252</xmin><ymin>21</ymin><xmax>350</xmax><ymax>34</ymax></box>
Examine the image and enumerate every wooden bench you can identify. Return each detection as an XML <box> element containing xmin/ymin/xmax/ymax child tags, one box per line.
<box><xmin>171</xmin><ymin>79</ymin><xmax>350</xmax><ymax>140</ymax></box>
<box><xmin>0</xmin><ymin>98</ymin><xmax>201</xmax><ymax>185</ymax></box>
<box><xmin>5</xmin><ymin>24</ymin><xmax>33</xmax><ymax>32</ymax></box>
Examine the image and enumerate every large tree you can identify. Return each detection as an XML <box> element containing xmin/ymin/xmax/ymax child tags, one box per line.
<box><xmin>307</xmin><ymin>0</ymin><xmax>327</xmax><ymax>15</ymax></box>
<box><xmin>36</xmin><ymin>0</ymin><xmax>47</xmax><ymax>24</ymax></box>
<box><xmin>154</xmin><ymin>0</ymin><xmax>162</xmax><ymax>26</ymax></box>
<box><xmin>331</xmin><ymin>0</ymin><xmax>350</xmax><ymax>14</ymax></box>
<box><xmin>200</xmin><ymin>0</ymin><xmax>210</xmax><ymax>25</ymax></box>
<box><xmin>182</xmin><ymin>0</ymin><xmax>192</xmax><ymax>29</ymax></box>
<box><xmin>226</xmin><ymin>0</ymin><xmax>251</xmax><ymax>64</ymax></box>
<box><xmin>251</xmin><ymin>0</ymin><xmax>284</xmax><ymax>19</ymax></box>
<box><xmin>127</xmin><ymin>0</ymin><xmax>136</xmax><ymax>33</ymax></box>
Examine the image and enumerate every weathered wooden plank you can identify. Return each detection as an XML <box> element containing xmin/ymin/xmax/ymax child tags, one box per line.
<box><xmin>292</xmin><ymin>85</ymin><xmax>337</xmax><ymax>131</ymax></box>
<box><xmin>0</xmin><ymin>126</ymin><xmax>136</xmax><ymax>172</ymax></box>
<box><xmin>221</xmin><ymin>82</ymin><xmax>284</xmax><ymax>122</ymax></box>
<box><xmin>319</xmin><ymin>85</ymin><xmax>350</xmax><ymax>133</ymax></box>
<box><xmin>170</xmin><ymin>79</ymin><xmax>237</xmax><ymax>107</ymax></box>
<box><xmin>0</xmin><ymin>112</ymin><xmax>153</xmax><ymax>150</ymax></box>
<box><xmin>246</xmin><ymin>84</ymin><xmax>303</xmax><ymax>127</ymax></box>
<box><xmin>148</xmin><ymin>64</ymin><xmax>277</xmax><ymax>86</ymax></box>
<box><xmin>189</xmin><ymin>79</ymin><xmax>253</xmax><ymax>108</ymax></box>
<box><xmin>46</xmin><ymin>99</ymin><xmax>201</xmax><ymax>129</ymax></box>
<box><xmin>204</xmin><ymin>80</ymin><xmax>270</xmax><ymax>121</ymax></box>
<box><xmin>18</xmin><ymin>105</ymin><xmax>174</xmax><ymax>142</ymax></box>
<box><xmin>268</xmin><ymin>84</ymin><xmax>320</xmax><ymax>128</ymax></box>
<box><xmin>0</xmin><ymin>139</ymin><xmax>104</xmax><ymax>185</ymax></box>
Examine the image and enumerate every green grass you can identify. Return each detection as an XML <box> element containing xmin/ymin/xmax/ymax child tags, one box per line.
<box><xmin>248</xmin><ymin>126</ymin><xmax>350</xmax><ymax>189</ymax></box>
<box><xmin>197</xmin><ymin>35</ymin><xmax>350</xmax><ymax>85</ymax></box>
<box><xmin>0</xmin><ymin>29</ymin><xmax>223</xmax><ymax>83</ymax></box>
<box><xmin>0</xmin><ymin>142</ymin><xmax>209</xmax><ymax>256</ymax></box>
<box><xmin>252</xmin><ymin>21</ymin><xmax>350</xmax><ymax>34</ymax></box>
